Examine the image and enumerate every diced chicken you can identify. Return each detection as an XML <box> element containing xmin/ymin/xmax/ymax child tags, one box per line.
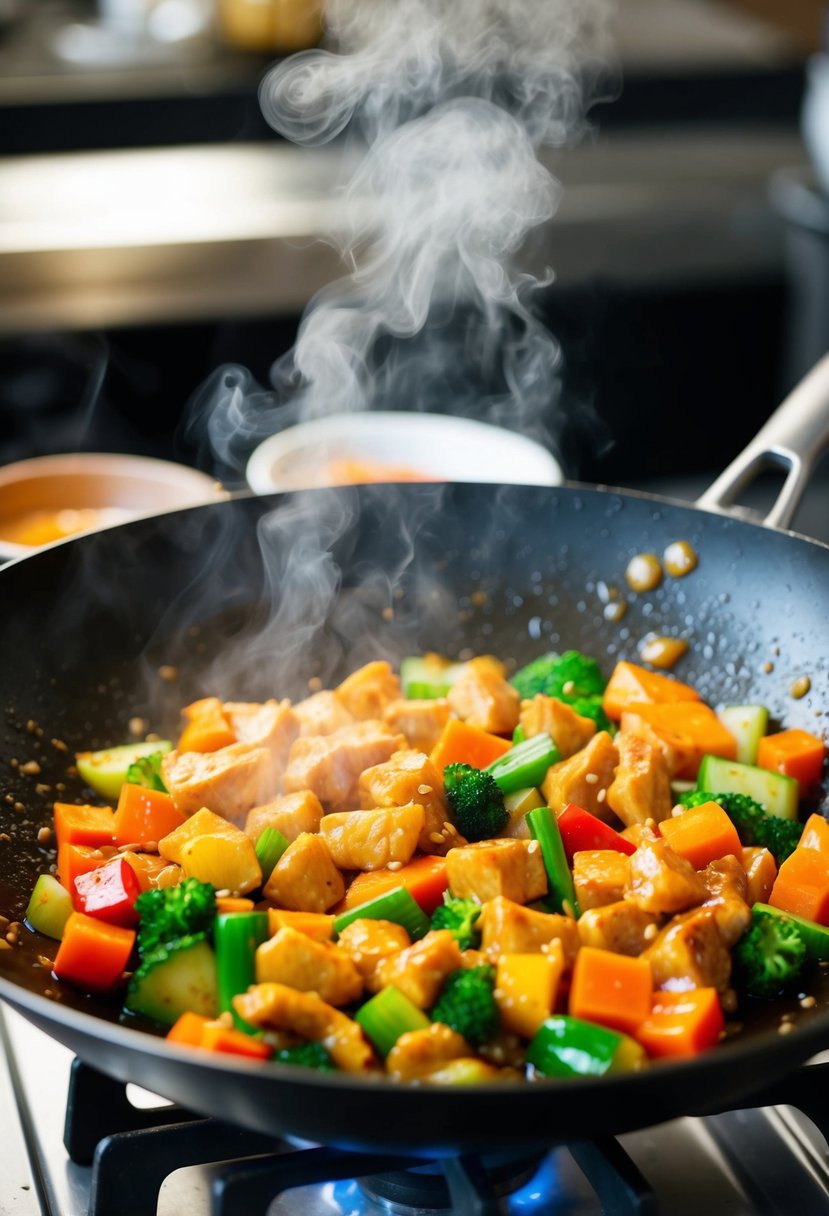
<box><xmin>606</xmin><ymin>731</ymin><xmax>672</xmax><ymax>828</ymax></box>
<box><xmin>358</xmin><ymin>749</ymin><xmax>455</xmax><ymax>854</ymax></box>
<box><xmin>643</xmin><ymin>908</ymin><xmax>732</xmax><ymax>994</ymax></box>
<box><xmin>573</xmin><ymin>850</ymin><xmax>631</xmax><ymax>911</ymax></box>
<box><xmin>222</xmin><ymin>699</ymin><xmax>300</xmax><ymax>789</ymax></box>
<box><xmin>283</xmin><ymin>720</ymin><xmax>407</xmax><ymax>811</ymax></box>
<box><xmin>625</xmin><ymin>838</ymin><xmax>708</xmax><ymax>915</ymax></box>
<box><xmin>519</xmin><ymin>695</ymin><xmax>596</xmax><ymax>759</ymax></box>
<box><xmin>619</xmin><ymin>712</ymin><xmax>690</xmax><ymax>781</ymax></box>
<box><xmin>542</xmin><ymin>732</ymin><xmax>619</xmax><ymax>821</ymax></box>
<box><xmin>372</xmin><ymin>930</ymin><xmax>463</xmax><ymax>1008</ymax></box>
<box><xmin>386</xmin><ymin>1024</ymin><xmax>470</xmax><ymax>1082</ymax></box>
<box><xmin>620</xmin><ymin>822</ymin><xmax>660</xmax><ymax>849</ymax></box>
<box><xmin>162</xmin><ymin>744</ymin><xmax>276</xmax><ymax>825</ymax></box>
<box><xmin>382</xmin><ymin>699</ymin><xmax>451</xmax><ymax>753</ymax></box>
<box><xmin>578</xmin><ymin>901</ymin><xmax>660</xmax><ymax>956</ymax></box>
<box><xmin>233</xmin><ymin>982</ymin><xmax>376</xmax><ymax>1072</ymax></box>
<box><xmin>256</xmin><ymin>926</ymin><xmax>363</xmax><ymax>1005</ymax></box>
<box><xmin>701</xmin><ymin>855</ymin><xmax>751</xmax><ymax>947</ymax></box>
<box><xmin>293</xmin><ymin>690</ymin><xmax>356</xmax><ymax>737</ymax></box>
<box><xmin>264</xmin><ymin>832</ymin><xmax>345</xmax><ymax>912</ymax></box>
<box><xmin>336</xmin><ymin>661</ymin><xmax>401</xmax><ymax>720</ymax></box>
<box><xmin>319</xmin><ymin>804</ymin><xmax>425</xmax><ymax>871</ymax></box>
<box><xmin>158</xmin><ymin>806</ymin><xmax>262</xmax><ymax>894</ymax></box>
<box><xmin>479</xmin><ymin>895</ymin><xmax>580</xmax><ymax>964</ymax></box>
<box><xmin>245</xmin><ymin>790</ymin><xmax>324</xmax><ymax>845</ymax></box>
<box><xmin>446</xmin><ymin>658</ymin><xmax>520</xmax><ymax>735</ymax></box>
<box><xmin>742</xmin><ymin>846</ymin><xmax>778</xmax><ymax>907</ymax></box>
<box><xmin>446</xmin><ymin>839</ymin><xmax>548</xmax><ymax>906</ymax></box>
<box><xmin>336</xmin><ymin>918</ymin><xmax>411</xmax><ymax>984</ymax></box>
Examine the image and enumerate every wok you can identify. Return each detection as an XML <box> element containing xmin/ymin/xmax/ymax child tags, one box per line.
<box><xmin>2</xmin><ymin>359</ymin><xmax>829</xmax><ymax>1156</ymax></box>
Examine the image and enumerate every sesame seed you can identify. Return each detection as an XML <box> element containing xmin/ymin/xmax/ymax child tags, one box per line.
<box><xmin>527</xmin><ymin>840</ymin><xmax>540</xmax><ymax>854</ymax></box>
<box><xmin>158</xmin><ymin>665</ymin><xmax>178</xmax><ymax>682</ymax></box>
<box><xmin>37</xmin><ymin>827</ymin><xmax>51</xmax><ymax>846</ymax></box>
<box><xmin>597</xmin><ymin>789</ymin><xmax>607</xmax><ymax>804</ymax></box>
<box><xmin>387</xmin><ymin>861</ymin><xmax>403</xmax><ymax>871</ymax></box>
<box><xmin>429</xmin><ymin>832</ymin><xmax>445</xmax><ymax>845</ymax></box>
<box><xmin>562</xmin><ymin>681</ymin><xmax>576</xmax><ymax>696</ymax></box>
<box><xmin>584</xmin><ymin>773</ymin><xmax>598</xmax><ymax>785</ymax></box>
<box><xmin>800</xmin><ymin>995</ymin><xmax>816</xmax><ymax>1009</ymax></box>
<box><xmin>778</xmin><ymin>1022</ymin><xmax>794</xmax><ymax>1035</ymax></box>
<box><xmin>417</xmin><ymin>784</ymin><xmax>433</xmax><ymax>795</ymax></box>
<box><xmin>20</xmin><ymin>760</ymin><xmax>41</xmax><ymax>776</ymax></box>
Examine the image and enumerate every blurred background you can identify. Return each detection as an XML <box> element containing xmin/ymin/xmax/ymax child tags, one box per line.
<box><xmin>1</xmin><ymin>0</ymin><xmax>828</xmax><ymax>522</ymax></box>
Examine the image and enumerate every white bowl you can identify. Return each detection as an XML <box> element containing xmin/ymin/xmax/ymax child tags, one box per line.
<box><xmin>246</xmin><ymin>412</ymin><xmax>563</xmax><ymax>494</ymax></box>
<box><xmin>0</xmin><ymin>453</ymin><xmax>222</xmax><ymax>561</ymax></box>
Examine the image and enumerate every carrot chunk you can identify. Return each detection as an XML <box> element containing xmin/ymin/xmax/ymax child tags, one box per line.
<box><xmin>619</xmin><ymin>701</ymin><xmax>737</xmax><ymax>780</ymax></box>
<box><xmin>166</xmin><ymin>1011</ymin><xmax>212</xmax><ymax>1046</ymax></box>
<box><xmin>635</xmin><ymin>989</ymin><xmax>724</xmax><ymax>1059</ymax></box>
<box><xmin>177</xmin><ymin>697</ymin><xmax>236</xmax><ymax>753</ymax></box>
<box><xmin>799</xmin><ymin>814</ymin><xmax>829</xmax><ymax>856</ymax></box>
<box><xmin>113</xmin><ymin>784</ymin><xmax>186</xmax><ymax>848</ymax></box>
<box><xmin>336</xmin><ymin>854</ymin><xmax>448</xmax><ymax>915</ymax></box>
<box><xmin>56</xmin><ymin>842</ymin><xmax>111</xmax><ymax>894</ymax></box>
<box><xmin>568</xmin><ymin>946</ymin><xmax>652</xmax><ymax>1035</ymax></box>
<box><xmin>200</xmin><ymin>1022</ymin><xmax>273</xmax><ymax>1060</ymax></box>
<box><xmin>659</xmin><ymin>802</ymin><xmax>743</xmax><ymax>870</ymax></box>
<box><xmin>602</xmin><ymin>661</ymin><xmax>700</xmax><ymax>721</ymax></box>
<box><xmin>216</xmin><ymin>896</ymin><xmax>257</xmax><ymax>916</ymax></box>
<box><xmin>757</xmin><ymin>729</ymin><xmax>826</xmax><ymax>795</ymax></box>
<box><xmin>266</xmin><ymin>909</ymin><xmax>336</xmax><ymax>940</ymax></box>
<box><xmin>53</xmin><ymin>911</ymin><xmax>135</xmax><ymax>991</ymax></box>
<box><xmin>53</xmin><ymin>802</ymin><xmax>115</xmax><ymax>850</ymax></box>
<box><xmin>768</xmin><ymin>847</ymin><xmax>829</xmax><ymax>926</ymax></box>
<box><xmin>429</xmin><ymin>719</ymin><xmax>511</xmax><ymax>773</ymax></box>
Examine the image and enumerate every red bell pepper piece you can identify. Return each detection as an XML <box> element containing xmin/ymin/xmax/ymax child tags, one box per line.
<box><xmin>557</xmin><ymin>803</ymin><xmax>636</xmax><ymax>862</ymax></box>
<box><xmin>73</xmin><ymin>856</ymin><xmax>141</xmax><ymax>927</ymax></box>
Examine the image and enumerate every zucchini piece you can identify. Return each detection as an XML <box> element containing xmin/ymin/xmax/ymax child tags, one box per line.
<box><xmin>399</xmin><ymin>657</ymin><xmax>465</xmax><ymax>699</ymax></box>
<box><xmin>76</xmin><ymin>740</ymin><xmax>173</xmax><ymax>802</ymax></box>
<box><xmin>717</xmin><ymin>705</ymin><xmax>769</xmax><ymax>765</ymax></box>
<box><xmin>753</xmin><ymin>902</ymin><xmax>829</xmax><ymax>961</ymax></box>
<box><xmin>697</xmin><ymin>754</ymin><xmax>798</xmax><ymax>820</ymax></box>
<box><xmin>125</xmin><ymin>934</ymin><xmax>218</xmax><ymax>1026</ymax></box>
<box><xmin>26</xmin><ymin>874</ymin><xmax>73</xmax><ymax>940</ymax></box>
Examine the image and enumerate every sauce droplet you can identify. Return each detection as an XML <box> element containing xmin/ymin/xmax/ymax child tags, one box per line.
<box><xmin>625</xmin><ymin>553</ymin><xmax>663</xmax><ymax>593</ymax></box>
<box><xmin>603</xmin><ymin>601</ymin><xmax>627</xmax><ymax>623</ymax></box>
<box><xmin>638</xmin><ymin>636</ymin><xmax>689</xmax><ymax>669</ymax></box>
<box><xmin>791</xmin><ymin>675</ymin><xmax>811</xmax><ymax>699</ymax></box>
<box><xmin>663</xmin><ymin>540</ymin><xmax>698</xmax><ymax>578</ymax></box>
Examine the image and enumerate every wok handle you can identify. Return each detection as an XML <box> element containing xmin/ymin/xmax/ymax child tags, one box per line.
<box><xmin>697</xmin><ymin>351</ymin><xmax>829</xmax><ymax>529</ymax></box>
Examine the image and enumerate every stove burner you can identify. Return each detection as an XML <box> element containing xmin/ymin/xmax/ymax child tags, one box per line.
<box><xmin>357</xmin><ymin>1151</ymin><xmax>543</xmax><ymax>1213</ymax></box>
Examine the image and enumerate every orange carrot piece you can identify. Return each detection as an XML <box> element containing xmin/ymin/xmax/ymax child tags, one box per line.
<box><xmin>53</xmin><ymin>911</ymin><xmax>135</xmax><ymax>991</ymax></box>
<box><xmin>659</xmin><ymin>801</ymin><xmax>743</xmax><ymax>870</ymax></box>
<box><xmin>635</xmin><ymin>989</ymin><xmax>724</xmax><ymax>1059</ymax></box>
<box><xmin>53</xmin><ymin>802</ymin><xmax>115</xmax><ymax>850</ymax></box>
<box><xmin>602</xmin><ymin>660</ymin><xmax>700</xmax><ymax>721</ymax></box>
<box><xmin>217</xmin><ymin>896</ymin><xmax>257</xmax><ymax>916</ymax></box>
<box><xmin>200</xmin><ymin>1022</ymin><xmax>273</xmax><ymax>1060</ymax></box>
<box><xmin>57</xmin><ymin>842</ymin><xmax>111</xmax><ymax>894</ymax></box>
<box><xmin>113</xmin><ymin>784</ymin><xmax>186</xmax><ymax>848</ymax></box>
<box><xmin>568</xmin><ymin>946</ymin><xmax>652</xmax><ymax>1036</ymax></box>
<box><xmin>768</xmin><ymin>847</ymin><xmax>829</xmax><ymax>925</ymax></box>
<box><xmin>757</xmin><ymin>729</ymin><xmax>826</xmax><ymax>795</ymax></box>
<box><xmin>742</xmin><ymin>846</ymin><xmax>778</xmax><ymax>906</ymax></box>
<box><xmin>267</xmin><ymin>909</ymin><xmax>336</xmax><ymax>940</ymax></box>
<box><xmin>336</xmin><ymin>854</ymin><xmax>449</xmax><ymax>915</ymax></box>
<box><xmin>799</xmin><ymin>814</ymin><xmax>829</xmax><ymax>855</ymax></box>
<box><xmin>177</xmin><ymin>697</ymin><xmax>236</xmax><ymax>753</ymax></box>
<box><xmin>619</xmin><ymin>701</ymin><xmax>736</xmax><ymax>780</ymax></box>
<box><xmin>166</xmin><ymin>1011</ymin><xmax>212</xmax><ymax>1046</ymax></box>
<box><xmin>430</xmin><ymin>718</ymin><xmax>511</xmax><ymax>773</ymax></box>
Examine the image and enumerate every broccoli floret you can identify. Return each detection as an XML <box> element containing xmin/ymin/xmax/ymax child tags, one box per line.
<box><xmin>511</xmin><ymin>650</ymin><xmax>605</xmax><ymax>701</ymax></box>
<box><xmin>679</xmin><ymin>790</ymin><xmax>802</xmax><ymax>864</ymax></box>
<box><xmin>443</xmin><ymin>763</ymin><xmax>508</xmax><ymax>842</ymax></box>
<box><xmin>125</xmin><ymin>751</ymin><xmax>168</xmax><ymax>792</ymax></box>
<box><xmin>134</xmin><ymin>877</ymin><xmax>216</xmax><ymax>958</ymax></box>
<box><xmin>430</xmin><ymin>893</ymin><xmax>482</xmax><ymax>950</ymax></box>
<box><xmin>430</xmin><ymin>964</ymin><xmax>499</xmax><ymax>1046</ymax></box>
<box><xmin>275</xmin><ymin>1041</ymin><xmax>336</xmax><ymax>1071</ymax></box>
<box><xmin>733</xmin><ymin>907</ymin><xmax>806</xmax><ymax>998</ymax></box>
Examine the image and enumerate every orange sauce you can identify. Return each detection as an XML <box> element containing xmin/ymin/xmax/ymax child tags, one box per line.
<box><xmin>323</xmin><ymin>458</ymin><xmax>435</xmax><ymax>486</ymax></box>
<box><xmin>0</xmin><ymin>508</ymin><xmax>128</xmax><ymax>547</ymax></box>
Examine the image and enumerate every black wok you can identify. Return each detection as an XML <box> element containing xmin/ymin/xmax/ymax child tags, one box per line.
<box><xmin>2</xmin><ymin>363</ymin><xmax>829</xmax><ymax>1156</ymax></box>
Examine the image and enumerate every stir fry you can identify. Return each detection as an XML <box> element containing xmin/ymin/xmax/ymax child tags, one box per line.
<box><xmin>26</xmin><ymin>650</ymin><xmax>828</xmax><ymax>1082</ymax></box>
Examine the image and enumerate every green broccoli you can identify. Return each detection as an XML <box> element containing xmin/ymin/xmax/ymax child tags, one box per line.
<box><xmin>430</xmin><ymin>964</ymin><xmax>499</xmax><ymax>1046</ymax></box>
<box><xmin>733</xmin><ymin>907</ymin><xmax>807</xmax><ymax>998</ymax></box>
<box><xmin>275</xmin><ymin>1041</ymin><xmax>336</xmax><ymax>1071</ymax></box>
<box><xmin>430</xmin><ymin>893</ymin><xmax>483</xmax><ymax>950</ymax></box>
<box><xmin>443</xmin><ymin>763</ymin><xmax>508</xmax><ymax>842</ymax></box>
<box><xmin>134</xmin><ymin>877</ymin><xmax>216</xmax><ymax>958</ymax></box>
<box><xmin>510</xmin><ymin>651</ymin><xmax>610</xmax><ymax>731</ymax></box>
<box><xmin>679</xmin><ymin>790</ymin><xmax>802</xmax><ymax>864</ymax></box>
<box><xmin>125</xmin><ymin>751</ymin><xmax>168</xmax><ymax>792</ymax></box>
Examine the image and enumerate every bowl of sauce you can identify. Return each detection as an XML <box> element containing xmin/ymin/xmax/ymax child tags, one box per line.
<box><xmin>0</xmin><ymin>454</ymin><xmax>221</xmax><ymax>561</ymax></box>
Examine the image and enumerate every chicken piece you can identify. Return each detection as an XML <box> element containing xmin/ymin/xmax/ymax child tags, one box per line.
<box><xmin>264</xmin><ymin>832</ymin><xmax>345</xmax><ymax>912</ymax></box>
<box><xmin>742</xmin><ymin>846</ymin><xmax>778</xmax><ymax>907</ymax></box>
<box><xmin>386</xmin><ymin>1024</ymin><xmax>470</xmax><ymax>1082</ymax></box>
<box><xmin>158</xmin><ymin>806</ymin><xmax>262</xmax><ymax>894</ymax></box>
<box><xmin>319</xmin><ymin>803</ymin><xmax>425</xmax><ymax>871</ymax></box>
<box><xmin>336</xmin><ymin>918</ymin><xmax>411</xmax><ymax>983</ymax></box>
<box><xmin>577</xmin><ymin>901</ymin><xmax>660</xmax><ymax>956</ymax></box>
<box><xmin>382</xmin><ymin>699</ymin><xmax>451</xmax><ymax>753</ymax></box>
<box><xmin>446</xmin><ymin>839</ymin><xmax>547</xmax><ymax>906</ymax></box>
<box><xmin>447</xmin><ymin>658</ymin><xmax>520</xmax><ymax>735</ymax></box>
<box><xmin>336</xmin><ymin>661</ymin><xmax>401</xmax><ymax>720</ymax></box>
<box><xmin>625</xmin><ymin>838</ymin><xmax>708</xmax><ymax>915</ymax></box>
<box><xmin>233</xmin><ymin>982</ymin><xmax>376</xmax><ymax>1072</ymax></box>
<box><xmin>162</xmin><ymin>744</ymin><xmax>276</xmax><ymax>825</ymax></box>
<box><xmin>283</xmin><ymin>720</ymin><xmax>407</xmax><ymax>812</ymax></box>
<box><xmin>606</xmin><ymin>731</ymin><xmax>672</xmax><ymax>828</ymax></box>
<box><xmin>573</xmin><ymin>850</ymin><xmax>631</xmax><ymax>911</ymax></box>
<box><xmin>358</xmin><ymin>749</ymin><xmax>454</xmax><ymax>855</ymax></box>
<box><xmin>293</xmin><ymin>690</ymin><xmax>356</xmax><ymax>737</ymax></box>
<box><xmin>616</xmin><ymin>713</ymin><xmax>687</xmax><ymax>780</ymax></box>
<box><xmin>542</xmin><ymin>732</ymin><xmax>619</xmax><ymax>821</ymax></box>
<box><xmin>245</xmin><ymin>790</ymin><xmax>324</xmax><ymax>845</ymax></box>
<box><xmin>222</xmin><ymin>699</ymin><xmax>300</xmax><ymax>789</ymax></box>
<box><xmin>479</xmin><ymin>895</ymin><xmax>580</xmax><ymax>964</ymax></box>
<box><xmin>255</xmin><ymin>926</ymin><xmax>363</xmax><ymax>1005</ymax></box>
<box><xmin>519</xmin><ymin>695</ymin><xmax>596</xmax><ymax>759</ymax></box>
<box><xmin>643</xmin><ymin>908</ymin><xmax>732</xmax><ymax>994</ymax></box>
<box><xmin>620</xmin><ymin>822</ymin><xmax>660</xmax><ymax>849</ymax></box>
<box><xmin>372</xmin><ymin>930</ymin><xmax>463</xmax><ymax>1008</ymax></box>
<box><xmin>701</xmin><ymin>855</ymin><xmax>751</xmax><ymax>947</ymax></box>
